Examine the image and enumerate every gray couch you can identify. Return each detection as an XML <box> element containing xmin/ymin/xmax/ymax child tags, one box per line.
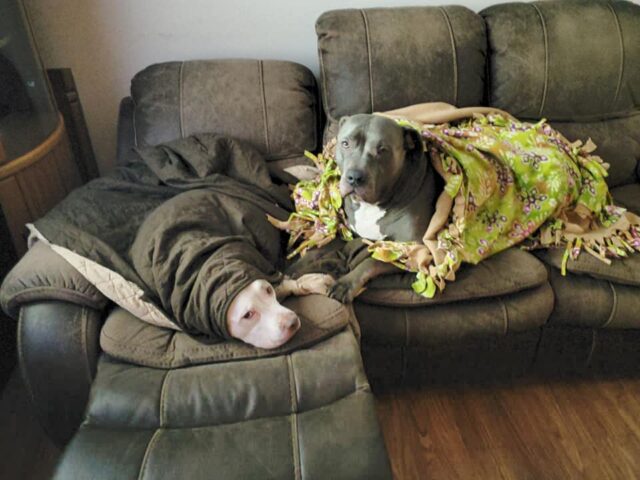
<box><xmin>1</xmin><ymin>1</ymin><xmax>639</xmax><ymax>478</ymax></box>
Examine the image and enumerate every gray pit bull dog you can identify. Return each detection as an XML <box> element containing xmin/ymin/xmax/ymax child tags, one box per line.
<box><xmin>328</xmin><ymin>114</ymin><xmax>439</xmax><ymax>303</ymax></box>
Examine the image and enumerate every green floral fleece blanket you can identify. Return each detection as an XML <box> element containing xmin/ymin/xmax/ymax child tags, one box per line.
<box><xmin>270</xmin><ymin>113</ymin><xmax>640</xmax><ymax>298</ymax></box>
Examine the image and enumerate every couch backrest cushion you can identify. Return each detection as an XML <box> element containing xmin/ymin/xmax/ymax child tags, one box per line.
<box><xmin>482</xmin><ymin>0</ymin><xmax>640</xmax><ymax>187</ymax></box>
<box><xmin>130</xmin><ymin>59</ymin><xmax>318</xmax><ymax>166</ymax></box>
<box><xmin>316</xmin><ymin>6</ymin><xmax>486</xmax><ymax>139</ymax></box>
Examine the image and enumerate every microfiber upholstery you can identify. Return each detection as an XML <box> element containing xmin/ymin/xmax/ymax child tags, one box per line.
<box><xmin>549</xmin><ymin>115</ymin><xmax>640</xmax><ymax>188</ymax></box>
<box><xmin>482</xmin><ymin>0</ymin><xmax>640</xmax><ymax>187</ymax></box>
<box><xmin>54</xmin><ymin>330</ymin><xmax>391</xmax><ymax>480</ymax></box>
<box><xmin>99</xmin><ymin>296</ymin><xmax>351</xmax><ymax>368</ymax></box>
<box><xmin>131</xmin><ymin>59</ymin><xmax>319</xmax><ymax>167</ymax></box>
<box><xmin>613</xmin><ymin>183</ymin><xmax>640</xmax><ymax>213</ymax></box>
<box><xmin>356</xmin><ymin>283</ymin><xmax>553</xmax><ymax>348</ymax></box>
<box><xmin>535</xmin><ymin>184</ymin><xmax>640</xmax><ymax>329</ymax></box>
<box><xmin>0</xmin><ymin>241</ymin><xmax>107</xmax><ymax>319</ymax></box>
<box><xmin>545</xmin><ymin>267</ymin><xmax>640</xmax><ymax>330</ymax></box>
<box><xmin>484</xmin><ymin>0</ymin><xmax>640</xmax><ymax>336</ymax></box>
<box><xmin>316</xmin><ymin>6</ymin><xmax>486</xmax><ymax>139</ymax></box>
<box><xmin>360</xmin><ymin>248</ymin><xmax>547</xmax><ymax>307</ymax></box>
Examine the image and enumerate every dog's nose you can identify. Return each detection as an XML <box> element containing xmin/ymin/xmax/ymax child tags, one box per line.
<box><xmin>346</xmin><ymin>169</ymin><xmax>365</xmax><ymax>187</ymax></box>
<box><xmin>280</xmin><ymin>312</ymin><xmax>300</xmax><ymax>331</ymax></box>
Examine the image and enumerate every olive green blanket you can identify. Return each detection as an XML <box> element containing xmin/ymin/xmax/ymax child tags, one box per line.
<box><xmin>30</xmin><ymin>134</ymin><xmax>292</xmax><ymax>339</ymax></box>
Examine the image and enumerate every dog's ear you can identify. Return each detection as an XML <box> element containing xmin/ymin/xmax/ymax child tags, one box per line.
<box><xmin>403</xmin><ymin>127</ymin><xmax>424</xmax><ymax>161</ymax></box>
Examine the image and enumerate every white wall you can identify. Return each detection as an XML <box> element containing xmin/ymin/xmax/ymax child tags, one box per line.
<box><xmin>24</xmin><ymin>0</ymin><xmax>510</xmax><ymax>173</ymax></box>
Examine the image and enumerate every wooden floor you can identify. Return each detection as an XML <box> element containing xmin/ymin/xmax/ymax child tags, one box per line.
<box><xmin>375</xmin><ymin>376</ymin><xmax>640</xmax><ymax>480</ymax></box>
<box><xmin>0</xmin><ymin>369</ymin><xmax>60</xmax><ymax>480</ymax></box>
<box><xmin>2</xmin><ymin>368</ymin><xmax>640</xmax><ymax>480</ymax></box>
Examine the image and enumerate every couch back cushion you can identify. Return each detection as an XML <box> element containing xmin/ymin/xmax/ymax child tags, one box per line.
<box><xmin>482</xmin><ymin>0</ymin><xmax>640</xmax><ymax>187</ymax></box>
<box><xmin>316</xmin><ymin>6</ymin><xmax>486</xmax><ymax>139</ymax></box>
<box><xmin>130</xmin><ymin>59</ymin><xmax>318</xmax><ymax>166</ymax></box>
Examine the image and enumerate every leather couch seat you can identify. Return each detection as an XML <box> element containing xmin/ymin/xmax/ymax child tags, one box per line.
<box><xmin>356</xmin><ymin>249</ymin><xmax>552</xmax><ymax>347</ymax></box>
<box><xmin>54</xmin><ymin>328</ymin><xmax>391</xmax><ymax>479</ymax></box>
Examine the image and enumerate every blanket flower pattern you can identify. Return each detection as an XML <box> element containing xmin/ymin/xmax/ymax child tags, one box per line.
<box><xmin>270</xmin><ymin>114</ymin><xmax>640</xmax><ymax>298</ymax></box>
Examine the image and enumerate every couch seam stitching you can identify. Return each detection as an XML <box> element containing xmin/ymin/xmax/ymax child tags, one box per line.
<box><xmin>602</xmin><ymin>281</ymin><xmax>618</xmax><ymax>328</ymax></box>
<box><xmin>318</xmin><ymin>29</ymin><xmax>335</xmax><ymax>130</ymax></box>
<box><xmin>518</xmin><ymin>109</ymin><xmax>640</xmax><ymax>123</ymax></box>
<box><xmin>499</xmin><ymin>296</ymin><xmax>509</xmax><ymax>335</ymax></box>
<box><xmin>531</xmin><ymin>3</ymin><xmax>549</xmax><ymax>118</ymax></box>
<box><xmin>80</xmin><ymin>307</ymin><xmax>92</xmax><ymax>384</ymax></box>
<box><xmin>607</xmin><ymin>2</ymin><xmax>625</xmax><ymax>106</ymax></box>
<box><xmin>287</xmin><ymin>355</ymin><xmax>301</xmax><ymax>480</ymax></box>
<box><xmin>179</xmin><ymin>61</ymin><xmax>185</xmax><ymax>138</ymax></box>
<box><xmin>360</xmin><ymin>9</ymin><xmax>375</xmax><ymax>112</ymax></box>
<box><xmin>137</xmin><ymin>428</ymin><xmax>162</xmax><ymax>480</ymax></box>
<box><xmin>132</xmin><ymin>96</ymin><xmax>139</xmax><ymax>147</ymax></box>
<box><xmin>105</xmin><ymin>389</ymin><xmax>362</xmax><ymax>433</ymax></box>
<box><xmin>9</xmin><ymin>287</ymin><xmax>104</xmax><ymax>310</ymax></box>
<box><xmin>258</xmin><ymin>60</ymin><xmax>271</xmax><ymax>155</ymax></box>
<box><xmin>439</xmin><ymin>7</ymin><xmax>458</xmax><ymax>106</ymax></box>
<box><xmin>159</xmin><ymin>369</ymin><xmax>171</xmax><ymax>427</ymax></box>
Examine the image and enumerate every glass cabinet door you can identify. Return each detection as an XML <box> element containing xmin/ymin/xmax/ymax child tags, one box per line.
<box><xmin>0</xmin><ymin>0</ymin><xmax>59</xmax><ymax>164</ymax></box>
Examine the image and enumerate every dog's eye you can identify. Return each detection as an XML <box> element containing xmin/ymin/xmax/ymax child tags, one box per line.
<box><xmin>340</xmin><ymin>140</ymin><xmax>350</xmax><ymax>149</ymax></box>
<box><xmin>242</xmin><ymin>310</ymin><xmax>255</xmax><ymax>320</ymax></box>
<box><xmin>265</xmin><ymin>285</ymin><xmax>273</xmax><ymax>295</ymax></box>
<box><xmin>377</xmin><ymin>145</ymin><xmax>388</xmax><ymax>154</ymax></box>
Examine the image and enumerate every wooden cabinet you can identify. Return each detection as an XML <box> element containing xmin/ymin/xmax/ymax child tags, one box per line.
<box><xmin>0</xmin><ymin>114</ymin><xmax>81</xmax><ymax>255</ymax></box>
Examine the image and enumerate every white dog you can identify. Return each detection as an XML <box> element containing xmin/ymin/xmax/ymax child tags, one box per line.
<box><xmin>226</xmin><ymin>274</ymin><xmax>335</xmax><ymax>349</ymax></box>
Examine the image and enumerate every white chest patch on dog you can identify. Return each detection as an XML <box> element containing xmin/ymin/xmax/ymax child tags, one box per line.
<box><xmin>351</xmin><ymin>201</ymin><xmax>387</xmax><ymax>241</ymax></box>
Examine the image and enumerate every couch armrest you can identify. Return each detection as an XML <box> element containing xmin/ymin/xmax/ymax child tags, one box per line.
<box><xmin>19</xmin><ymin>301</ymin><xmax>103</xmax><ymax>447</ymax></box>
<box><xmin>1</xmin><ymin>241</ymin><xmax>107</xmax><ymax>319</ymax></box>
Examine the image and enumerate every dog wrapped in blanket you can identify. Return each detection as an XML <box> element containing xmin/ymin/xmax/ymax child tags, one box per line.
<box><xmin>270</xmin><ymin>102</ymin><xmax>640</xmax><ymax>302</ymax></box>
<box><xmin>28</xmin><ymin>134</ymin><xmax>334</xmax><ymax>349</ymax></box>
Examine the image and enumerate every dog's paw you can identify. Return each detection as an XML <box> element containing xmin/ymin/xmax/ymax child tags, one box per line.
<box><xmin>328</xmin><ymin>279</ymin><xmax>356</xmax><ymax>304</ymax></box>
<box><xmin>294</xmin><ymin>273</ymin><xmax>335</xmax><ymax>296</ymax></box>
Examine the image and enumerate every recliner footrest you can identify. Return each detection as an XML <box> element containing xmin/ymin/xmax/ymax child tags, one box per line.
<box><xmin>53</xmin><ymin>329</ymin><xmax>392</xmax><ymax>479</ymax></box>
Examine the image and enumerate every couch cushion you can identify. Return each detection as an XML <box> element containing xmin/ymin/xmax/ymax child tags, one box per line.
<box><xmin>360</xmin><ymin>248</ymin><xmax>547</xmax><ymax>307</ymax></box>
<box><xmin>613</xmin><ymin>183</ymin><xmax>640</xmax><ymax>213</ymax></box>
<box><xmin>533</xmin><ymin>183</ymin><xmax>640</xmax><ymax>287</ymax></box>
<box><xmin>482</xmin><ymin>0</ymin><xmax>640</xmax><ymax>188</ymax></box>
<box><xmin>546</xmin><ymin>267</ymin><xmax>640</xmax><ymax>330</ymax></box>
<box><xmin>316</xmin><ymin>6</ymin><xmax>486</xmax><ymax>139</ymax></box>
<box><xmin>54</xmin><ymin>329</ymin><xmax>392</xmax><ymax>479</ymax></box>
<box><xmin>482</xmin><ymin>0</ymin><xmax>640</xmax><ymax>121</ymax></box>
<box><xmin>100</xmin><ymin>295</ymin><xmax>350</xmax><ymax>368</ymax></box>
<box><xmin>131</xmin><ymin>59</ymin><xmax>318</xmax><ymax>168</ymax></box>
<box><xmin>549</xmin><ymin>115</ymin><xmax>640</xmax><ymax>188</ymax></box>
<box><xmin>355</xmin><ymin>283</ymin><xmax>553</xmax><ymax>348</ymax></box>
<box><xmin>535</xmin><ymin>249</ymin><xmax>640</xmax><ymax>288</ymax></box>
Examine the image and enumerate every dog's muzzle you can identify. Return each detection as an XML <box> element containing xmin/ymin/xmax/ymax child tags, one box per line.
<box><xmin>345</xmin><ymin>169</ymin><xmax>366</xmax><ymax>187</ymax></box>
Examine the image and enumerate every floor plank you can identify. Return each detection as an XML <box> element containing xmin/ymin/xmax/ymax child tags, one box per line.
<box><xmin>375</xmin><ymin>376</ymin><xmax>640</xmax><ymax>480</ymax></box>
